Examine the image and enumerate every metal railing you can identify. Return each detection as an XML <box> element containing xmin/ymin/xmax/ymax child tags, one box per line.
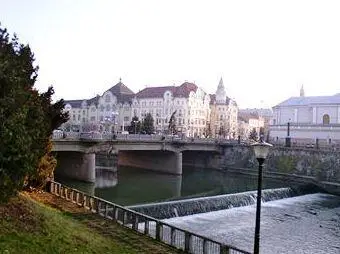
<box><xmin>48</xmin><ymin>181</ymin><xmax>251</xmax><ymax>254</ymax></box>
<box><xmin>52</xmin><ymin>132</ymin><xmax>241</xmax><ymax>145</ymax></box>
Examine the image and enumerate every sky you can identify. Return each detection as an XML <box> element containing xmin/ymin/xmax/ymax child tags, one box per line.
<box><xmin>1</xmin><ymin>0</ymin><xmax>340</xmax><ymax>108</ymax></box>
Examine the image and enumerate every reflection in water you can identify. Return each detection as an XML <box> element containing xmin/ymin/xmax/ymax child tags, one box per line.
<box><xmin>56</xmin><ymin>163</ymin><xmax>293</xmax><ymax>206</ymax></box>
<box><xmin>95</xmin><ymin>167</ymin><xmax>182</xmax><ymax>206</ymax></box>
<box><xmin>95</xmin><ymin>169</ymin><xmax>118</xmax><ymax>188</ymax></box>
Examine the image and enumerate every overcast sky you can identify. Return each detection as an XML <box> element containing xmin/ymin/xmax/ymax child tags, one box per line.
<box><xmin>1</xmin><ymin>0</ymin><xmax>340</xmax><ymax>108</ymax></box>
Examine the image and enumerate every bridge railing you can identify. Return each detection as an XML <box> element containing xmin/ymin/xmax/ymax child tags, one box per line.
<box><xmin>52</xmin><ymin>132</ymin><xmax>244</xmax><ymax>146</ymax></box>
<box><xmin>48</xmin><ymin>181</ymin><xmax>250</xmax><ymax>254</ymax></box>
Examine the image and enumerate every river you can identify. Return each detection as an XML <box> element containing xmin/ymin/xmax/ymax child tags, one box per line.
<box><xmin>55</xmin><ymin>162</ymin><xmax>340</xmax><ymax>254</ymax></box>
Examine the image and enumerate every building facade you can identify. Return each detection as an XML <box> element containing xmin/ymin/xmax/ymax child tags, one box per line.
<box><xmin>209</xmin><ymin>78</ymin><xmax>238</xmax><ymax>138</ymax></box>
<box><xmin>63</xmin><ymin>80</ymin><xmax>134</xmax><ymax>133</ymax></box>
<box><xmin>131</xmin><ymin>82</ymin><xmax>211</xmax><ymax>137</ymax></box>
<box><xmin>238</xmin><ymin>111</ymin><xmax>265</xmax><ymax>140</ymax></box>
<box><xmin>270</xmin><ymin>86</ymin><xmax>340</xmax><ymax>143</ymax></box>
<box><xmin>62</xmin><ymin>78</ymin><xmax>242</xmax><ymax>138</ymax></box>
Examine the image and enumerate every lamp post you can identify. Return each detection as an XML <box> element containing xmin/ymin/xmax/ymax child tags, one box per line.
<box><xmin>133</xmin><ymin>120</ymin><xmax>138</xmax><ymax>134</ymax></box>
<box><xmin>285</xmin><ymin>119</ymin><xmax>291</xmax><ymax>147</ymax></box>
<box><xmin>251</xmin><ymin>139</ymin><xmax>272</xmax><ymax>254</ymax></box>
<box><xmin>111</xmin><ymin>111</ymin><xmax>119</xmax><ymax>134</ymax></box>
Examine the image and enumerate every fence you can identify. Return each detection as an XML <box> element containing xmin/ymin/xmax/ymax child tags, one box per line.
<box><xmin>48</xmin><ymin>181</ymin><xmax>251</xmax><ymax>254</ymax></box>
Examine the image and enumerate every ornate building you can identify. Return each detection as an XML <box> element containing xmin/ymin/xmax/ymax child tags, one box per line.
<box><xmin>270</xmin><ymin>86</ymin><xmax>340</xmax><ymax>144</ymax></box>
<box><xmin>209</xmin><ymin>78</ymin><xmax>238</xmax><ymax>138</ymax></box>
<box><xmin>62</xmin><ymin>80</ymin><xmax>211</xmax><ymax>137</ymax></box>
<box><xmin>131</xmin><ymin>82</ymin><xmax>211</xmax><ymax>137</ymax></box>
<box><xmin>63</xmin><ymin>79</ymin><xmax>134</xmax><ymax>132</ymax></box>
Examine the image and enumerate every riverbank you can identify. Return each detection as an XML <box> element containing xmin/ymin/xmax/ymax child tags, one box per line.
<box><xmin>0</xmin><ymin>191</ymin><xmax>181</xmax><ymax>254</ymax></box>
<box><xmin>223</xmin><ymin>166</ymin><xmax>340</xmax><ymax>195</ymax></box>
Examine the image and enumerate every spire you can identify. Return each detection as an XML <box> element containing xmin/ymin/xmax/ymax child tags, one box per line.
<box><xmin>300</xmin><ymin>84</ymin><xmax>305</xmax><ymax>97</ymax></box>
<box><xmin>216</xmin><ymin>77</ymin><xmax>226</xmax><ymax>103</ymax></box>
<box><xmin>218</xmin><ymin>77</ymin><xmax>224</xmax><ymax>89</ymax></box>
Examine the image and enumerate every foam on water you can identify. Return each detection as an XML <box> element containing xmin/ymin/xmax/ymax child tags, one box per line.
<box><xmin>163</xmin><ymin>193</ymin><xmax>340</xmax><ymax>254</ymax></box>
<box><xmin>128</xmin><ymin>185</ymin><xmax>320</xmax><ymax>219</ymax></box>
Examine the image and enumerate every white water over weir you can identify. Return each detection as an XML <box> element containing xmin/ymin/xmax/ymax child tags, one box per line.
<box><xmin>128</xmin><ymin>185</ymin><xmax>318</xmax><ymax>219</ymax></box>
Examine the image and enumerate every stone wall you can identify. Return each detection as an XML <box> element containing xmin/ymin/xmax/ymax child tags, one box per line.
<box><xmin>216</xmin><ymin>145</ymin><xmax>340</xmax><ymax>183</ymax></box>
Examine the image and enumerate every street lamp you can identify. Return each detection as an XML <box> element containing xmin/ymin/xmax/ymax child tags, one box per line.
<box><xmin>251</xmin><ymin>139</ymin><xmax>272</xmax><ymax>254</ymax></box>
<box><xmin>133</xmin><ymin>120</ymin><xmax>138</xmax><ymax>134</ymax></box>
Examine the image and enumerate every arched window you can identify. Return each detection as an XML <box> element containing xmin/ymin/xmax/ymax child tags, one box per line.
<box><xmin>323</xmin><ymin>114</ymin><xmax>330</xmax><ymax>124</ymax></box>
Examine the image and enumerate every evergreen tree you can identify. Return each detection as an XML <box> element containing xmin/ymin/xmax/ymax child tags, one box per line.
<box><xmin>249</xmin><ymin>128</ymin><xmax>258</xmax><ymax>141</ymax></box>
<box><xmin>259</xmin><ymin>127</ymin><xmax>265</xmax><ymax>141</ymax></box>
<box><xmin>128</xmin><ymin>116</ymin><xmax>141</xmax><ymax>134</ymax></box>
<box><xmin>168</xmin><ymin>111</ymin><xmax>177</xmax><ymax>135</ymax></box>
<box><xmin>141</xmin><ymin>113</ymin><xmax>154</xmax><ymax>134</ymax></box>
<box><xmin>0</xmin><ymin>26</ymin><xmax>68</xmax><ymax>201</ymax></box>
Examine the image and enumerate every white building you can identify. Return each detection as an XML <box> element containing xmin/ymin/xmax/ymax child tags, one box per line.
<box><xmin>209</xmin><ymin>78</ymin><xmax>238</xmax><ymax>138</ymax></box>
<box><xmin>131</xmin><ymin>82</ymin><xmax>211</xmax><ymax>137</ymax></box>
<box><xmin>270</xmin><ymin>86</ymin><xmax>340</xmax><ymax>144</ymax></box>
<box><xmin>238</xmin><ymin>111</ymin><xmax>265</xmax><ymax>140</ymax></box>
<box><xmin>63</xmin><ymin>79</ymin><xmax>134</xmax><ymax>132</ymax></box>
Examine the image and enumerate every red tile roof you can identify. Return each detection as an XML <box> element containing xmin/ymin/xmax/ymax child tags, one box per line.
<box><xmin>136</xmin><ymin>82</ymin><xmax>198</xmax><ymax>98</ymax></box>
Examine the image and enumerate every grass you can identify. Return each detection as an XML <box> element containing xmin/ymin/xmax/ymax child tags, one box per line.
<box><xmin>0</xmin><ymin>193</ymin><xmax>180</xmax><ymax>254</ymax></box>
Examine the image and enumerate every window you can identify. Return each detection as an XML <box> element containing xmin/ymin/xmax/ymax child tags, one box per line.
<box><xmin>124</xmin><ymin>116</ymin><xmax>129</xmax><ymax>122</ymax></box>
<box><xmin>91</xmin><ymin>107</ymin><xmax>96</xmax><ymax>112</ymax></box>
<box><xmin>100</xmin><ymin>105</ymin><xmax>104</xmax><ymax>112</ymax></box>
<box><xmin>323</xmin><ymin>114</ymin><xmax>330</xmax><ymax>124</ymax></box>
<box><xmin>105</xmin><ymin>94</ymin><xmax>111</xmax><ymax>102</ymax></box>
<box><xmin>73</xmin><ymin>115</ymin><xmax>76</xmax><ymax>121</ymax></box>
<box><xmin>91</xmin><ymin>116</ymin><xmax>96</xmax><ymax>121</ymax></box>
<box><xmin>78</xmin><ymin>115</ymin><xmax>81</xmax><ymax>120</ymax></box>
<box><xmin>106</xmin><ymin>104</ymin><xmax>111</xmax><ymax>111</ymax></box>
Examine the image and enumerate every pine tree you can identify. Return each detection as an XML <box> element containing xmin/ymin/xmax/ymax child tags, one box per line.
<box><xmin>0</xmin><ymin>26</ymin><xmax>68</xmax><ymax>201</ymax></box>
<box><xmin>168</xmin><ymin>111</ymin><xmax>177</xmax><ymax>135</ymax></box>
<box><xmin>128</xmin><ymin>116</ymin><xmax>141</xmax><ymax>134</ymax></box>
<box><xmin>141</xmin><ymin>113</ymin><xmax>154</xmax><ymax>134</ymax></box>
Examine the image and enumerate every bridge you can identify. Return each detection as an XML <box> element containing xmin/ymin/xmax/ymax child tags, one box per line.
<box><xmin>52</xmin><ymin>132</ymin><xmax>238</xmax><ymax>182</ymax></box>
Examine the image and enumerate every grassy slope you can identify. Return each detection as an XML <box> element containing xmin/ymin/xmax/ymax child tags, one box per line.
<box><xmin>0</xmin><ymin>195</ymin><xmax>140</xmax><ymax>254</ymax></box>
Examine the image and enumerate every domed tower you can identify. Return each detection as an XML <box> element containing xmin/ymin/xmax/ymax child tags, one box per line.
<box><xmin>216</xmin><ymin>77</ymin><xmax>226</xmax><ymax>103</ymax></box>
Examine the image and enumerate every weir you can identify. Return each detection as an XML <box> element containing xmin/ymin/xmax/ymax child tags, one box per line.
<box><xmin>128</xmin><ymin>184</ymin><xmax>321</xmax><ymax>219</ymax></box>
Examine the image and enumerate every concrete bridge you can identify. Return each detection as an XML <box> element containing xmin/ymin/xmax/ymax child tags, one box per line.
<box><xmin>52</xmin><ymin>133</ymin><xmax>237</xmax><ymax>182</ymax></box>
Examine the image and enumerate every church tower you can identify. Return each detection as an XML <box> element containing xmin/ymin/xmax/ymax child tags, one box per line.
<box><xmin>300</xmin><ymin>84</ymin><xmax>305</xmax><ymax>97</ymax></box>
<box><xmin>216</xmin><ymin>77</ymin><xmax>226</xmax><ymax>103</ymax></box>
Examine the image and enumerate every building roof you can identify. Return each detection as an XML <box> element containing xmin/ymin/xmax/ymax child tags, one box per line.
<box><xmin>106</xmin><ymin>81</ymin><xmax>134</xmax><ymax>104</ymax></box>
<box><xmin>136</xmin><ymin>82</ymin><xmax>198</xmax><ymax>99</ymax></box>
<box><xmin>209</xmin><ymin>94</ymin><xmax>231</xmax><ymax>105</ymax></box>
<box><xmin>275</xmin><ymin>94</ymin><xmax>340</xmax><ymax>107</ymax></box>
<box><xmin>238</xmin><ymin>111</ymin><xmax>260</xmax><ymax>122</ymax></box>
<box><xmin>64</xmin><ymin>99</ymin><xmax>83</xmax><ymax>108</ymax></box>
<box><xmin>239</xmin><ymin>108</ymin><xmax>273</xmax><ymax>117</ymax></box>
<box><xmin>65</xmin><ymin>80</ymin><xmax>135</xmax><ymax>108</ymax></box>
